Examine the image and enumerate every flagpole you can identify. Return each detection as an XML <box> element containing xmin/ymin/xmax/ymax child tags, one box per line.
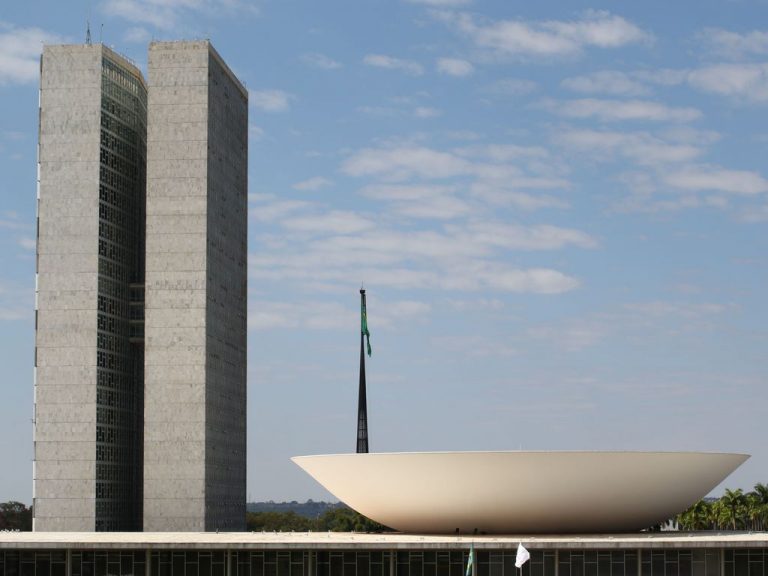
<box><xmin>356</xmin><ymin>288</ymin><xmax>369</xmax><ymax>453</ymax></box>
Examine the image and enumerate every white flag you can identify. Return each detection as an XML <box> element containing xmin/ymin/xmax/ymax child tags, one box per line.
<box><xmin>515</xmin><ymin>543</ymin><xmax>530</xmax><ymax>568</ymax></box>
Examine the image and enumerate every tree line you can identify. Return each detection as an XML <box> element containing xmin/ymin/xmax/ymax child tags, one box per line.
<box><xmin>676</xmin><ymin>483</ymin><xmax>768</xmax><ymax>531</ymax></box>
<box><xmin>246</xmin><ymin>506</ymin><xmax>392</xmax><ymax>532</ymax></box>
<box><xmin>3</xmin><ymin>486</ymin><xmax>767</xmax><ymax>533</ymax></box>
<box><xmin>0</xmin><ymin>501</ymin><xmax>32</xmax><ymax>531</ymax></box>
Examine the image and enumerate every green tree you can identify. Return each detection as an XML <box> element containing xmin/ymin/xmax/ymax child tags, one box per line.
<box><xmin>747</xmin><ymin>483</ymin><xmax>768</xmax><ymax>531</ymax></box>
<box><xmin>718</xmin><ymin>488</ymin><xmax>746</xmax><ymax>530</ymax></box>
<box><xmin>246</xmin><ymin>511</ymin><xmax>313</xmax><ymax>532</ymax></box>
<box><xmin>244</xmin><ymin>506</ymin><xmax>392</xmax><ymax>533</ymax></box>
<box><xmin>0</xmin><ymin>501</ymin><xmax>33</xmax><ymax>531</ymax></box>
<box><xmin>318</xmin><ymin>507</ymin><xmax>390</xmax><ymax>532</ymax></box>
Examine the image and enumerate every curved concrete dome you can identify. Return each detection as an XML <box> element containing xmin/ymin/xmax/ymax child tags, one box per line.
<box><xmin>292</xmin><ymin>451</ymin><xmax>748</xmax><ymax>533</ymax></box>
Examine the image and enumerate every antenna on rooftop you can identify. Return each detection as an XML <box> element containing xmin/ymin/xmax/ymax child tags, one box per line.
<box><xmin>86</xmin><ymin>20</ymin><xmax>92</xmax><ymax>45</ymax></box>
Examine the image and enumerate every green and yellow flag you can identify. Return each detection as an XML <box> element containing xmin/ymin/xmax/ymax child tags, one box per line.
<box><xmin>361</xmin><ymin>290</ymin><xmax>372</xmax><ymax>357</ymax></box>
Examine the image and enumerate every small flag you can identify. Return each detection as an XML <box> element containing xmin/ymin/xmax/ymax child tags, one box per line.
<box><xmin>515</xmin><ymin>543</ymin><xmax>530</xmax><ymax>568</ymax></box>
<box><xmin>465</xmin><ymin>544</ymin><xmax>475</xmax><ymax>576</ymax></box>
<box><xmin>361</xmin><ymin>290</ymin><xmax>372</xmax><ymax>357</ymax></box>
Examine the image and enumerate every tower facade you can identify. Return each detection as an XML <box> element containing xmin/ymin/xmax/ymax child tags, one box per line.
<box><xmin>143</xmin><ymin>41</ymin><xmax>248</xmax><ymax>532</ymax></box>
<box><xmin>33</xmin><ymin>40</ymin><xmax>247</xmax><ymax>532</ymax></box>
<box><xmin>35</xmin><ymin>44</ymin><xmax>147</xmax><ymax>531</ymax></box>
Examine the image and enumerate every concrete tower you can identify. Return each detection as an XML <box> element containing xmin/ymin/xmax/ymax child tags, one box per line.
<box><xmin>34</xmin><ymin>40</ymin><xmax>247</xmax><ymax>532</ymax></box>
<box><xmin>34</xmin><ymin>44</ymin><xmax>147</xmax><ymax>531</ymax></box>
<box><xmin>142</xmin><ymin>41</ymin><xmax>248</xmax><ymax>532</ymax></box>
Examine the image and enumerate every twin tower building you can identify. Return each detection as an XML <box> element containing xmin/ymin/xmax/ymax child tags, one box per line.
<box><xmin>34</xmin><ymin>41</ymin><xmax>248</xmax><ymax>531</ymax></box>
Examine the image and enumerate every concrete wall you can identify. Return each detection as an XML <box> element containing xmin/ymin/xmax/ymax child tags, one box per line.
<box><xmin>35</xmin><ymin>44</ymin><xmax>148</xmax><ymax>532</ymax></box>
<box><xmin>35</xmin><ymin>44</ymin><xmax>103</xmax><ymax>531</ymax></box>
<box><xmin>143</xmin><ymin>41</ymin><xmax>247</xmax><ymax>531</ymax></box>
<box><xmin>204</xmin><ymin>46</ymin><xmax>248</xmax><ymax>532</ymax></box>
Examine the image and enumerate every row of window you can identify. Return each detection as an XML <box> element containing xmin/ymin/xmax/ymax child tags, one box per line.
<box><xmin>96</xmin><ymin>459</ymin><xmax>142</xmax><ymax>483</ymax></box>
<box><xmin>98</xmin><ymin>312</ymin><xmax>126</xmax><ymax>335</ymax></box>
<box><xmin>101</xmin><ymin>112</ymin><xmax>144</xmax><ymax>148</ymax></box>
<box><xmin>94</xmin><ymin>498</ymin><xmax>141</xmax><ymax>531</ymax></box>
<box><xmin>99</xmin><ymin>239</ymin><xmax>132</xmax><ymax>268</ymax></box>
<box><xmin>96</xmin><ymin>404</ymin><xmax>134</xmax><ymax>427</ymax></box>
<box><xmin>101</xmin><ymin>128</ymin><xmax>141</xmax><ymax>165</ymax></box>
<box><xmin>99</xmin><ymin>259</ymin><xmax>130</xmax><ymax>283</ymax></box>
<box><xmin>93</xmin><ymin>65</ymin><xmax>145</xmax><ymax>539</ymax></box>
<box><xmin>101</xmin><ymin>98</ymin><xmax>143</xmax><ymax>133</ymax></box>
<box><xmin>99</xmin><ymin>275</ymin><xmax>129</xmax><ymax>300</ymax></box>
<box><xmin>98</xmin><ymin>330</ymin><xmax>130</xmax><ymax>356</ymax></box>
<box><xmin>100</xmin><ymin>165</ymin><xmax>142</xmax><ymax>200</ymax></box>
<box><xmin>97</xmin><ymin>368</ymin><xmax>136</xmax><ymax>391</ymax></box>
<box><xmin>102</xmin><ymin>75</ymin><xmax>146</xmax><ymax>117</ymax></box>
<box><xmin>97</xmin><ymin>294</ymin><xmax>128</xmax><ymax>320</ymax></box>
<box><xmin>2</xmin><ymin>550</ymin><xmax>765</xmax><ymax>576</ymax></box>
<box><xmin>95</xmin><ymin>441</ymin><xmax>134</xmax><ymax>464</ymax></box>
<box><xmin>96</xmin><ymin>350</ymin><xmax>130</xmax><ymax>372</ymax></box>
<box><xmin>99</xmin><ymin>197</ymin><xmax>137</xmax><ymax>233</ymax></box>
<box><xmin>103</xmin><ymin>57</ymin><xmax>147</xmax><ymax>104</ymax></box>
<box><xmin>100</xmin><ymin>146</ymin><xmax>138</xmax><ymax>178</ymax></box>
<box><xmin>96</xmin><ymin>387</ymin><xmax>138</xmax><ymax>413</ymax></box>
<box><xmin>99</xmin><ymin>201</ymin><xmax>133</xmax><ymax>233</ymax></box>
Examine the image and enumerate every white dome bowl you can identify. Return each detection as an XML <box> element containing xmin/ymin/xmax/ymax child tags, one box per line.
<box><xmin>292</xmin><ymin>451</ymin><xmax>748</xmax><ymax>533</ymax></box>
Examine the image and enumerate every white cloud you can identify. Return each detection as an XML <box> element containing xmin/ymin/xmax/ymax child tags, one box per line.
<box><xmin>361</xmin><ymin>184</ymin><xmax>471</xmax><ymax>220</ymax></box>
<box><xmin>249</xmin><ymin>124</ymin><xmax>265</xmax><ymax>140</ymax></box>
<box><xmin>741</xmin><ymin>203</ymin><xmax>768</xmax><ymax>222</ymax></box>
<box><xmin>460</xmin><ymin>221</ymin><xmax>597</xmax><ymax>251</ymax></box>
<box><xmin>17</xmin><ymin>237</ymin><xmax>36</xmax><ymax>251</ymax></box>
<box><xmin>664</xmin><ymin>165</ymin><xmax>768</xmax><ymax>195</ymax></box>
<box><xmin>414</xmin><ymin>106</ymin><xmax>441</xmax><ymax>118</ymax></box>
<box><xmin>556</xmin><ymin>129</ymin><xmax>702</xmax><ymax>165</ymax></box>
<box><xmin>436</xmin><ymin>57</ymin><xmax>474</xmax><ymax>76</ymax></box>
<box><xmin>363</xmin><ymin>54</ymin><xmax>424</xmax><ymax>76</ymax></box>
<box><xmin>698</xmin><ymin>27</ymin><xmax>768</xmax><ymax>58</ymax></box>
<box><xmin>561</xmin><ymin>70</ymin><xmax>649</xmax><ymax>96</ymax></box>
<box><xmin>281</xmin><ymin>211</ymin><xmax>375</xmax><ymax>235</ymax></box>
<box><xmin>123</xmin><ymin>26</ymin><xmax>151</xmax><ymax>43</ymax></box>
<box><xmin>632</xmin><ymin>63</ymin><xmax>768</xmax><ymax>103</ymax></box>
<box><xmin>101</xmin><ymin>0</ymin><xmax>173</xmax><ymax>29</ymax></box>
<box><xmin>469</xmin><ymin>185</ymin><xmax>568</xmax><ymax>210</ymax></box>
<box><xmin>0</xmin><ymin>213</ymin><xmax>31</xmax><ymax>231</ymax></box>
<box><xmin>0</xmin><ymin>23</ymin><xmax>64</xmax><ymax>85</ymax></box>
<box><xmin>249</xmin><ymin>191</ymin><xmax>590</xmax><ymax>295</ymax></box>
<box><xmin>250</xmin><ymin>89</ymin><xmax>294</xmax><ymax>112</ymax></box>
<box><xmin>549</xmin><ymin>98</ymin><xmax>701</xmax><ymax>123</ymax></box>
<box><xmin>293</xmin><ymin>177</ymin><xmax>332</xmax><ymax>191</ymax></box>
<box><xmin>623</xmin><ymin>301</ymin><xmax>730</xmax><ymax>319</ymax></box>
<box><xmin>405</xmin><ymin>0</ymin><xmax>471</xmax><ymax>5</ymax></box>
<box><xmin>485</xmin><ymin>78</ymin><xmax>538</xmax><ymax>95</ymax></box>
<box><xmin>0</xmin><ymin>281</ymin><xmax>32</xmax><ymax>321</ymax></box>
<box><xmin>248</xmin><ymin>298</ymin><xmax>431</xmax><ymax>331</ymax></box>
<box><xmin>528</xmin><ymin>323</ymin><xmax>604</xmax><ymax>351</ymax></box>
<box><xmin>687</xmin><ymin>63</ymin><xmax>768</xmax><ymax>102</ymax></box>
<box><xmin>455</xmin><ymin>144</ymin><xmax>550</xmax><ymax>162</ymax></box>
<box><xmin>342</xmin><ymin>146</ymin><xmax>471</xmax><ymax>180</ymax></box>
<box><xmin>478</xmin><ymin>266</ymin><xmax>580</xmax><ymax>294</ymax></box>
<box><xmin>343</xmin><ymin>144</ymin><xmax>571</xmax><ymax>211</ymax></box>
<box><xmin>249</xmin><ymin>301</ymin><xmax>352</xmax><ymax>330</ymax></box>
<box><xmin>301</xmin><ymin>52</ymin><xmax>342</xmax><ymax>70</ymax></box>
<box><xmin>100</xmin><ymin>0</ymin><xmax>259</xmax><ymax>30</ymax></box>
<box><xmin>249</xmin><ymin>195</ymin><xmax>311</xmax><ymax>221</ymax></box>
<box><xmin>438</xmin><ymin>10</ymin><xmax>650</xmax><ymax>58</ymax></box>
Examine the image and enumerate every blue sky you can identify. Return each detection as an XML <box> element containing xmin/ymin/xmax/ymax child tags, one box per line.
<box><xmin>1</xmin><ymin>0</ymin><xmax>767</xmax><ymax>504</ymax></box>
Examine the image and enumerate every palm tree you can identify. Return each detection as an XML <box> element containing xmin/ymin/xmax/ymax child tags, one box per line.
<box><xmin>719</xmin><ymin>488</ymin><xmax>746</xmax><ymax>530</ymax></box>
<box><xmin>708</xmin><ymin>499</ymin><xmax>724</xmax><ymax>530</ymax></box>
<box><xmin>748</xmin><ymin>483</ymin><xmax>768</xmax><ymax>531</ymax></box>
